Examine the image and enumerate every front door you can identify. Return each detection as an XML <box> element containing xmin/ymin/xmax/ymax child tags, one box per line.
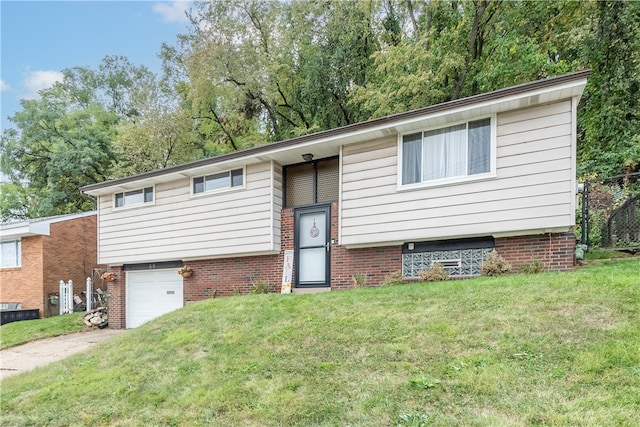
<box><xmin>295</xmin><ymin>205</ymin><xmax>331</xmax><ymax>287</ymax></box>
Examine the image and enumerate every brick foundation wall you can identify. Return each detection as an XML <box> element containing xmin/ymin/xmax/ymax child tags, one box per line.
<box><xmin>495</xmin><ymin>230</ymin><xmax>576</xmax><ymax>272</ymax></box>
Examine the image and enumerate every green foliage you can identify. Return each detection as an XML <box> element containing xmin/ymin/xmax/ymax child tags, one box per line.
<box><xmin>352</xmin><ymin>273</ymin><xmax>368</xmax><ymax>288</ymax></box>
<box><xmin>383</xmin><ymin>270</ymin><xmax>405</xmax><ymax>286</ymax></box>
<box><xmin>1</xmin><ymin>97</ymin><xmax>117</xmax><ymax>218</ymax></box>
<box><xmin>418</xmin><ymin>262</ymin><xmax>449</xmax><ymax>282</ymax></box>
<box><xmin>520</xmin><ymin>259</ymin><xmax>546</xmax><ymax>274</ymax></box>
<box><xmin>481</xmin><ymin>250</ymin><xmax>512</xmax><ymax>276</ymax></box>
<box><xmin>3</xmin><ymin>1</ymin><xmax>639</xmax><ymax>219</ymax></box>
<box><xmin>250</xmin><ymin>280</ymin><xmax>273</xmax><ymax>294</ymax></box>
<box><xmin>577</xmin><ymin>0</ymin><xmax>640</xmax><ymax>177</ymax></box>
<box><xmin>408</xmin><ymin>376</ymin><xmax>440</xmax><ymax>390</ymax></box>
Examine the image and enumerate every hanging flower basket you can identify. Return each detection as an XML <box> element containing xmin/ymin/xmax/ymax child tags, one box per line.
<box><xmin>100</xmin><ymin>271</ymin><xmax>117</xmax><ymax>282</ymax></box>
<box><xmin>177</xmin><ymin>265</ymin><xmax>193</xmax><ymax>278</ymax></box>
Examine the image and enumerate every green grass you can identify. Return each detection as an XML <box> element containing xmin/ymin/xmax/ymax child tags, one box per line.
<box><xmin>0</xmin><ymin>312</ymin><xmax>86</xmax><ymax>349</ymax></box>
<box><xmin>585</xmin><ymin>249</ymin><xmax>635</xmax><ymax>260</ymax></box>
<box><xmin>1</xmin><ymin>258</ymin><xmax>639</xmax><ymax>426</ymax></box>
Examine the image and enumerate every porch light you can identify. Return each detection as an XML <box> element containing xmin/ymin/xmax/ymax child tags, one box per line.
<box><xmin>302</xmin><ymin>153</ymin><xmax>314</xmax><ymax>162</ymax></box>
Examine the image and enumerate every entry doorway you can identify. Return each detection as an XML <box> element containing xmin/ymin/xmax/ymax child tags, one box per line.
<box><xmin>295</xmin><ymin>205</ymin><xmax>331</xmax><ymax>288</ymax></box>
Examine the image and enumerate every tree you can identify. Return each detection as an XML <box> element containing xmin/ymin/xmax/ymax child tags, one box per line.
<box><xmin>0</xmin><ymin>56</ymin><xmax>171</xmax><ymax>219</ymax></box>
<box><xmin>165</xmin><ymin>0</ymin><xmax>383</xmax><ymax>152</ymax></box>
<box><xmin>0</xmin><ymin>96</ymin><xmax>117</xmax><ymax>219</ymax></box>
<box><xmin>577</xmin><ymin>0</ymin><xmax>640</xmax><ymax>177</ymax></box>
<box><xmin>111</xmin><ymin>107</ymin><xmax>200</xmax><ymax>177</ymax></box>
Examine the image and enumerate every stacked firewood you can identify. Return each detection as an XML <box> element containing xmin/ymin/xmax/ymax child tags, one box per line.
<box><xmin>83</xmin><ymin>307</ymin><xmax>108</xmax><ymax>328</ymax></box>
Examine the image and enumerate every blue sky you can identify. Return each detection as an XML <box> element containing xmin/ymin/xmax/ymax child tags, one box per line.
<box><xmin>1</xmin><ymin>0</ymin><xmax>193</xmax><ymax>131</ymax></box>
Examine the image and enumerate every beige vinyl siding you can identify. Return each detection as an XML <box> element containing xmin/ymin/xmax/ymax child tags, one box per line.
<box><xmin>98</xmin><ymin>162</ymin><xmax>280</xmax><ymax>264</ymax></box>
<box><xmin>340</xmin><ymin>100</ymin><xmax>574</xmax><ymax>247</ymax></box>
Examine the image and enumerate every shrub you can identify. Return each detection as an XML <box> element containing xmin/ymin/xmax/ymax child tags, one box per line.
<box><xmin>481</xmin><ymin>250</ymin><xmax>512</xmax><ymax>276</ymax></box>
<box><xmin>382</xmin><ymin>271</ymin><xmax>405</xmax><ymax>285</ymax></box>
<box><xmin>418</xmin><ymin>262</ymin><xmax>449</xmax><ymax>282</ymax></box>
<box><xmin>251</xmin><ymin>280</ymin><xmax>273</xmax><ymax>294</ymax></box>
<box><xmin>352</xmin><ymin>273</ymin><xmax>368</xmax><ymax>288</ymax></box>
<box><xmin>521</xmin><ymin>259</ymin><xmax>546</xmax><ymax>274</ymax></box>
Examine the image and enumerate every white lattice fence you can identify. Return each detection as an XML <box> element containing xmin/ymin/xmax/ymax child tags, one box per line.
<box><xmin>59</xmin><ymin>280</ymin><xmax>73</xmax><ymax>314</ymax></box>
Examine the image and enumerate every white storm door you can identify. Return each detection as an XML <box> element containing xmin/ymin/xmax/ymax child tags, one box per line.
<box><xmin>295</xmin><ymin>206</ymin><xmax>331</xmax><ymax>287</ymax></box>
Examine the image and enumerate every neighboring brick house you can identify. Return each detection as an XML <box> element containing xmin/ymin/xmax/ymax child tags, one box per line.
<box><xmin>0</xmin><ymin>212</ymin><xmax>98</xmax><ymax>318</ymax></box>
<box><xmin>81</xmin><ymin>71</ymin><xmax>590</xmax><ymax>329</ymax></box>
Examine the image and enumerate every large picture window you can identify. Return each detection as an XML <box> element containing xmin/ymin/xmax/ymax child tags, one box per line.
<box><xmin>402</xmin><ymin>118</ymin><xmax>492</xmax><ymax>185</ymax></box>
<box><xmin>115</xmin><ymin>187</ymin><xmax>154</xmax><ymax>208</ymax></box>
<box><xmin>1</xmin><ymin>240</ymin><xmax>21</xmax><ymax>268</ymax></box>
<box><xmin>193</xmin><ymin>168</ymin><xmax>244</xmax><ymax>194</ymax></box>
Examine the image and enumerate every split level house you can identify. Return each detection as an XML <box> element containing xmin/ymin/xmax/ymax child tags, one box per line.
<box><xmin>81</xmin><ymin>70</ymin><xmax>590</xmax><ymax>329</ymax></box>
<box><xmin>0</xmin><ymin>212</ymin><xmax>98</xmax><ymax>318</ymax></box>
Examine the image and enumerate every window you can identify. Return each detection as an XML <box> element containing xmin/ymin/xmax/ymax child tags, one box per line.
<box><xmin>402</xmin><ymin>117</ymin><xmax>492</xmax><ymax>185</ymax></box>
<box><xmin>402</xmin><ymin>237</ymin><xmax>494</xmax><ymax>278</ymax></box>
<box><xmin>115</xmin><ymin>187</ymin><xmax>154</xmax><ymax>208</ymax></box>
<box><xmin>1</xmin><ymin>240</ymin><xmax>21</xmax><ymax>268</ymax></box>
<box><xmin>193</xmin><ymin>168</ymin><xmax>244</xmax><ymax>194</ymax></box>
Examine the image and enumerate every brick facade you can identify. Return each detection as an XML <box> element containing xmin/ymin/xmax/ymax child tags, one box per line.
<box><xmin>0</xmin><ymin>214</ymin><xmax>98</xmax><ymax>318</ymax></box>
<box><xmin>106</xmin><ymin>203</ymin><xmax>576</xmax><ymax>328</ymax></box>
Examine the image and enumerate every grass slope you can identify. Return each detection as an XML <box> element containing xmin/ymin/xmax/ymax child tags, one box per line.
<box><xmin>0</xmin><ymin>312</ymin><xmax>86</xmax><ymax>349</ymax></box>
<box><xmin>1</xmin><ymin>259</ymin><xmax>639</xmax><ymax>426</ymax></box>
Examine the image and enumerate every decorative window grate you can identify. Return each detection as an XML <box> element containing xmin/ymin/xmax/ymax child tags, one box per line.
<box><xmin>403</xmin><ymin>247</ymin><xmax>493</xmax><ymax>278</ymax></box>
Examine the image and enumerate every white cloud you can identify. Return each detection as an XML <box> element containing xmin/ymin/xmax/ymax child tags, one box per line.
<box><xmin>0</xmin><ymin>79</ymin><xmax>10</xmax><ymax>92</ymax></box>
<box><xmin>153</xmin><ymin>1</ymin><xmax>190</xmax><ymax>24</ymax></box>
<box><xmin>22</xmin><ymin>70</ymin><xmax>64</xmax><ymax>99</ymax></box>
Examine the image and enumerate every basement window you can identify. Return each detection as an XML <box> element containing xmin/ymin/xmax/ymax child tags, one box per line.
<box><xmin>402</xmin><ymin>237</ymin><xmax>494</xmax><ymax>278</ymax></box>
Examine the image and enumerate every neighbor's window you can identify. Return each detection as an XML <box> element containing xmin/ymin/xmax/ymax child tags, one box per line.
<box><xmin>1</xmin><ymin>240</ymin><xmax>21</xmax><ymax>268</ymax></box>
<box><xmin>114</xmin><ymin>187</ymin><xmax>154</xmax><ymax>208</ymax></box>
<box><xmin>402</xmin><ymin>117</ymin><xmax>492</xmax><ymax>185</ymax></box>
<box><xmin>193</xmin><ymin>168</ymin><xmax>244</xmax><ymax>194</ymax></box>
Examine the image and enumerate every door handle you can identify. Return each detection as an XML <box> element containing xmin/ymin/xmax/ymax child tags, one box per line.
<box><xmin>326</xmin><ymin>242</ymin><xmax>331</xmax><ymax>252</ymax></box>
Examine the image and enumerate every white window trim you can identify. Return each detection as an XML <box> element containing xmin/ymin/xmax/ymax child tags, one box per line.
<box><xmin>397</xmin><ymin>114</ymin><xmax>497</xmax><ymax>190</ymax></box>
<box><xmin>1</xmin><ymin>239</ymin><xmax>22</xmax><ymax>268</ymax></box>
<box><xmin>190</xmin><ymin>167</ymin><xmax>246</xmax><ymax>197</ymax></box>
<box><xmin>113</xmin><ymin>186</ymin><xmax>155</xmax><ymax>210</ymax></box>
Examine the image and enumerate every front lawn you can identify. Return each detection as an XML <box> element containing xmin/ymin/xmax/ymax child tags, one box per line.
<box><xmin>1</xmin><ymin>258</ymin><xmax>639</xmax><ymax>426</ymax></box>
<box><xmin>0</xmin><ymin>312</ymin><xmax>86</xmax><ymax>349</ymax></box>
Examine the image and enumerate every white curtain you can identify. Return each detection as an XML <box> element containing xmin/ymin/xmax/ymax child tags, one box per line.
<box><xmin>424</xmin><ymin>124</ymin><xmax>466</xmax><ymax>180</ymax></box>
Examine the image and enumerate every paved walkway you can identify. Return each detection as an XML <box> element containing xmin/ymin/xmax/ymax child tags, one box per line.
<box><xmin>0</xmin><ymin>328</ymin><xmax>124</xmax><ymax>380</ymax></box>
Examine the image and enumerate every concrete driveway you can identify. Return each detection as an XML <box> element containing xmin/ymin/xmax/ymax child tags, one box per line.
<box><xmin>0</xmin><ymin>328</ymin><xmax>124</xmax><ymax>380</ymax></box>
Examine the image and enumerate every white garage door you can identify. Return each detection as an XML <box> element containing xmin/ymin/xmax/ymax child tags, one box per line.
<box><xmin>126</xmin><ymin>269</ymin><xmax>184</xmax><ymax>328</ymax></box>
